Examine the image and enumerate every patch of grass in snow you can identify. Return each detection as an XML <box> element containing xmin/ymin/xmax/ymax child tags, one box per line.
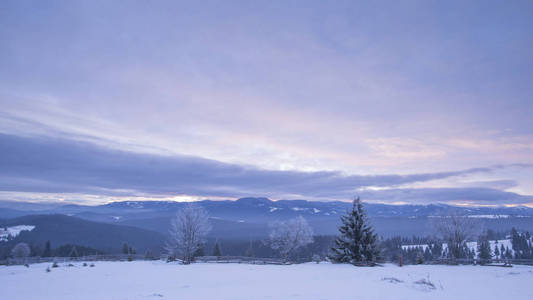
<box><xmin>382</xmin><ymin>277</ymin><xmax>403</xmax><ymax>284</ymax></box>
<box><xmin>413</xmin><ymin>277</ymin><xmax>436</xmax><ymax>291</ymax></box>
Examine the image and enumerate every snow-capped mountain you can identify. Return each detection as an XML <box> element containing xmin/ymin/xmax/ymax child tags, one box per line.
<box><xmin>1</xmin><ymin>198</ymin><xmax>532</xmax><ymax>238</ymax></box>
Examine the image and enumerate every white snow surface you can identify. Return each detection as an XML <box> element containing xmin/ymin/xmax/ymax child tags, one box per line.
<box><xmin>2</xmin><ymin>261</ymin><xmax>533</xmax><ymax>299</ymax></box>
<box><xmin>0</xmin><ymin>225</ymin><xmax>35</xmax><ymax>242</ymax></box>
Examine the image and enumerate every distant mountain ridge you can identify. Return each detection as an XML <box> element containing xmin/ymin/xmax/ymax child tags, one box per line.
<box><xmin>0</xmin><ymin>214</ymin><xmax>165</xmax><ymax>254</ymax></box>
<box><xmin>1</xmin><ymin>197</ymin><xmax>531</xmax><ymax>218</ymax></box>
<box><xmin>1</xmin><ymin>198</ymin><xmax>532</xmax><ymax>238</ymax></box>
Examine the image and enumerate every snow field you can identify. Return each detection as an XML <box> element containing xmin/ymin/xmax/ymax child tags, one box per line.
<box><xmin>2</xmin><ymin>261</ymin><xmax>533</xmax><ymax>299</ymax></box>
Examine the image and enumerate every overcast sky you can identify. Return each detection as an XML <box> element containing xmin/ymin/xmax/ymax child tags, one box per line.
<box><xmin>1</xmin><ymin>0</ymin><xmax>532</xmax><ymax>206</ymax></box>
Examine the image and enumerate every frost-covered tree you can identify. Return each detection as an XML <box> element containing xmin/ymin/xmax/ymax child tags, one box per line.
<box><xmin>193</xmin><ymin>243</ymin><xmax>205</xmax><ymax>258</ymax></box>
<box><xmin>268</xmin><ymin>216</ymin><xmax>314</xmax><ymax>262</ymax></box>
<box><xmin>11</xmin><ymin>243</ymin><xmax>31</xmax><ymax>260</ymax></box>
<box><xmin>165</xmin><ymin>204</ymin><xmax>211</xmax><ymax>264</ymax></box>
<box><xmin>433</xmin><ymin>213</ymin><xmax>479</xmax><ymax>259</ymax></box>
<box><xmin>329</xmin><ymin>197</ymin><xmax>380</xmax><ymax>265</ymax></box>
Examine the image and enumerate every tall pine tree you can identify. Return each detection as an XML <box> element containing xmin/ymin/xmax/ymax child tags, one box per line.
<box><xmin>212</xmin><ymin>241</ymin><xmax>222</xmax><ymax>256</ymax></box>
<box><xmin>477</xmin><ymin>235</ymin><xmax>492</xmax><ymax>264</ymax></box>
<box><xmin>42</xmin><ymin>240</ymin><xmax>52</xmax><ymax>257</ymax></box>
<box><xmin>329</xmin><ymin>197</ymin><xmax>380</xmax><ymax>265</ymax></box>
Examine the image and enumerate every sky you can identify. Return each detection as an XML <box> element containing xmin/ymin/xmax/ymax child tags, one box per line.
<box><xmin>1</xmin><ymin>0</ymin><xmax>532</xmax><ymax>206</ymax></box>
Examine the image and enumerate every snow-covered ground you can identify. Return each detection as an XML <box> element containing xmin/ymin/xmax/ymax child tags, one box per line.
<box><xmin>2</xmin><ymin>261</ymin><xmax>532</xmax><ymax>299</ymax></box>
<box><xmin>0</xmin><ymin>225</ymin><xmax>35</xmax><ymax>242</ymax></box>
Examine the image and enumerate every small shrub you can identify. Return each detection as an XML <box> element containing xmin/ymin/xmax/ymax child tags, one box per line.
<box><xmin>52</xmin><ymin>262</ymin><xmax>59</xmax><ymax>268</ymax></box>
<box><xmin>312</xmin><ymin>254</ymin><xmax>321</xmax><ymax>264</ymax></box>
<box><xmin>413</xmin><ymin>278</ymin><xmax>436</xmax><ymax>290</ymax></box>
<box><xmin>89</xmin><ymin>263</ymin><xmax>95</xmax><ymax>267</ymax></box>
<box><xmin>83</xmin><ymin>263</ymin><xmax>88</xmax><ymax>267</ymax></box>
<box><xmin>128</xmin><ymin>255</ymin><xmax>133</xmax><ymax>262</ymax></box>
<box><xmin>67</xmin><ymin>263</ymin><xmax>74</xmax><ymax>267</ymax></box>
<box><xmin>24</xmin><ymin>263</ymin><xmax>29</xmax><ymax>268</ymax></box>
<box><xmin>46</xmin><ymin>267</ymin><xmax>51</xmax><ymax>273</ymax></box>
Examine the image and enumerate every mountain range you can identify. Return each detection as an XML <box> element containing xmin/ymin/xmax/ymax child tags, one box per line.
<box><xmin>1</xmin><ymin>198</ymin><xmax>532</xmax><ymax>255</ymax></box>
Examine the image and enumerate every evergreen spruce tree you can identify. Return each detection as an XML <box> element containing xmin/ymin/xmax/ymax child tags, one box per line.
<box><xmin>69</xmin><ymin>246</ymin><xmax>78</xmax><ymax>258</ymax></box>
<box><xmin>477</xmin><ymin>235</ymin><xmax>492</xmax><ymax>264</ymax></box>
<box><xmin>328</xmin><ymin>197</ymin><xmax>380</xmax><ymax>265</ymax></box>
<box><xmin>122</xmin><ymin>243</ymin><xmax>129</xmax><ymax>255</ymax></box>
<box><xmin>145</xmin><ymin>249</ymin><xmax>154</xmax><ymax>260</ymax></box>
<box><xmin>245</xmin><ymin>240</ymin><xmax>254</xmax><ymax>257</ymax></box>
<box><xmin>42</xmin><ymin>240</ymin><xmax>52</xmax><ymax>257</ymax></box>
<box><xmin>212</xmin><ymin>241</ymin><xmax>222</xmax><ymax>256</ymax></box>
<box><xmin>494</xmin><ymin>243</ymin><xmax>500</xmax><ymax>259</ymax></box>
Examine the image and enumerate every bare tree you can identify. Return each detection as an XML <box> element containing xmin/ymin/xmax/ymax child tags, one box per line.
<box><xmin>11</xmin><ymin>242</ymin><xmax>31</xmax><ymax>262</ymax></box>
<box><xmin>268</xmin><ymin>216</ymin><xmax>314</xmax><ymax>262</ymax></box>
<box><xmin>432</xmin><ymin>213</ymin><xmax>480</xmax><ymax>259</ymax></box>
<box><xmin>165</xmin><ymin>204</ymin><xmax>211</xmax><ymax>264</ymax></box>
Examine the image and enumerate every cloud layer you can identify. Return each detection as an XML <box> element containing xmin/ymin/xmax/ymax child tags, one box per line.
<box><xmin>1</xmin><ymin>1</ymin><xmax>532</xmax><ymax>205</ymax></box>
<box><xmin>1</xmin><ymin>133</ymin><xmax>530</xmax><ymax>205</ymax></box>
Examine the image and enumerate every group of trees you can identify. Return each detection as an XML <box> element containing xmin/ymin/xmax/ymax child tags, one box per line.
<box><xmin>4</xmin><ymin>240</ymin><xmax>104</xmax><ymax>260</ymax></box>
<box><xmin>164</xmin><ymin>198</ymin><xmax>380</xmax><ymax>266</ymax></box>
<box><xmin>7</xmin><ymin>198</ymin><xmax>531</xmax><ymax>267</ymax></box>
<box><xmin>510</xmin><ymin>228</ymin><xmax>533</xmax><ymax>259</ymax></box>
<box><xmin>379</xmin><ymin>227</ymin><xmax>532</xmax><ymax>265</ymax></box>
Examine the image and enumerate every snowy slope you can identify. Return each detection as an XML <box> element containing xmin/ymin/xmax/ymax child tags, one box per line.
<box><xmin>2</xmin><ymin>261</ymin><xmax>532</xmax><ymax>300</ymax></box>
<box><xmin>0</xmin><ymin>225</ymin><xmax>35</xmax><ymax>242</ymax></box>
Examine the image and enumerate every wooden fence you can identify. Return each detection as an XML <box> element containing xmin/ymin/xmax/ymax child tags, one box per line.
<box><xmin>0</xmin><ymin>255</ymin><xmax>286</xmax><ymax>266</ymax></box>
<box><xmin>2</xmin><ymin>255</ymin><xmax>532</xmax><ymax>267</ymax></box>
<box><xmin>427</xmin><ymin>258</ymin><xmax>533</xmax><ymax>266</ymax></box>
<box><xmin>194</xmin><ymin>256</ymin><xmax>286</xmax><ymax>265</ymax></box>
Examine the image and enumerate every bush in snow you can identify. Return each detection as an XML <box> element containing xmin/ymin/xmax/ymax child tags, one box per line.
<box><xmin>165</xmin><ymin>204</ymin><xmax>211</xmax><ymax>264</ymax></box>
<box><xmin>268</xmin><ymin>216</ymin><xmax>314</xmax><ymax>262</ymax></box>
<box><xmin>52</xmin><ymin>262</ymin><xmax>59</xmax><ymax>268</ymax></box>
